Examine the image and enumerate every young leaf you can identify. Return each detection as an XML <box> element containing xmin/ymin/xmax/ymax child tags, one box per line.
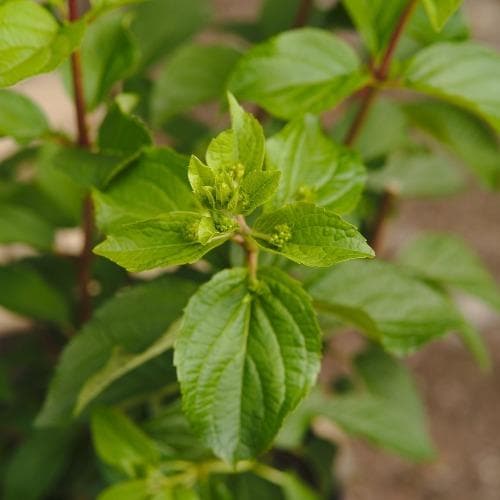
<box><xmin>98</xmin><ymin>102</ymin><xmax>152</xmax><ymax>157</ymax></box>
<box><xmin>187</xmin><ymin>95</ymin><xmax>273</xmax><ymax>215</ymax></box>
<box><xmin>404</xmin><ymin>100</ymin><xmax>500</xmax><ymax>188</ymax></box>
<box><xmin>403</xmin><ymin>42</ymin><xmax>500</xmax><ymax>133</ymax></box>
<box><xmin>342</xmin><ymin>0</ymin><xmax>407</xmax><ymax>56</ymax></box>
<box><xmin>0</xmin><ymin>203</ymin><xmax>54</xmax><ymax>250</ymax></box>
<box><xmin>174</xmin><ymin>267</ymin><xmax>321</xmax><ymax>463</ymax></box>
<box><xmin>399</xmin><ymin>233</ymin><xmax>500</xmax><ymax>311</ymax></box>
<box><xmin>0</xmin><ymin>0</ymin><xmax>84</xmax><ymax>87</ymax></box>
<box><xmin>0</xmin><ymin>90</ymin><xmax>49</xmax><ymax>143</ymax></box>
<box><xmin>252</xmin><ymin>202</ymin><xmax>374</xmax><ymax>267</ymax></box>
<box><xmin>37</xmin><ymin>275</ymin><xmax>197</xmax><ymax>425</ymax></box>
<box><xmin>368</xmin><ymin>151</ymin><xmax>465</xmax><ymax>198</ymax></box>
<box><xmin>267</xmin><ymin>114</ymin><xmax>366</xmax><ymax>213</ymax></box>
<box><xmin>93</xmin><ymin>147</ymin><xmax>197</xmax><ymax>232</ymax></box>
<box><xmin>80</xmin><ymin>13</ymin><xmax>139</xmax><ymax>110</ymax></box>
<box><xmin>151</xmin><ymin>44</ymin><xmax>241</xmax><ymax>125</ymax></box>
<box><xmin>308</xmin><ymin>260</ymin><xmax>461</xmax><ymax>354</ymax></box>
<box><xmin>130</xmin><ymin>0</ymin><xmax>211</xmax><ymax>68</ymax></box>
<box><xmin>94</xmin><ymin>212</ymin><xmax>235</xmax><ymax>272</ymax></box>
<box><xmin>3</xmin><ymin>428</ymin><xmax>75</xmax><ymax>500</ymax></box>
<box><xmin>311</xmin><ymin>346</ymin><xmax>435</xmax><ymax>460</ymax></box>
<box><xmin>228</xmin><ymin>28</ymin><xmax>368</xmax><ymax>119</ymax></box>
<box><xmin>422</xmin><ymin>0</ymin><xmax>463</xmax><ymax>31</ymax></box>
<box><xmin>0</xmin><ymin>262</ymin><xmax>70</xmax><ymax>324</ymax></box>
<box><xmin>91</xmin><ymin>407</ymin><xmax>160</xmax><ymax>477</ymax></box>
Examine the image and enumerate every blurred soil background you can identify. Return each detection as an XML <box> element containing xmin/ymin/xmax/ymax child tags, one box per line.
<box><xmin>1</xmin><ymin>1</ymin><xmax>499</xmax><ymax>499</ymax></box>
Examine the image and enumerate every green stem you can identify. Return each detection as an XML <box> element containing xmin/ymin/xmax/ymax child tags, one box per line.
<box><xmin>236</xmin><ymin>215</ymin><xmax>259</xmax><ymax>283</ymax></box>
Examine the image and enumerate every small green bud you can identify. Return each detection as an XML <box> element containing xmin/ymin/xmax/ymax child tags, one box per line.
<box><xmin>269</xmin><ymin>223</ymin><xmax>292</xmax><ymax>248</ymax></box>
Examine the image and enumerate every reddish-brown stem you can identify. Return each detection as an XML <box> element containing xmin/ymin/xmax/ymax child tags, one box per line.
<box><xmin>344</xmin><ymin>86</ymin><xmax>378</xmax><ymax>147</ymax></box>
<box><xmin>367</xmin><ymin>189</ymin><xmax>396</xmax><ymax>254</ymax></box>
<box><xmin>293</xmin><ymin>0</ymin><xmax>314</xmax><ymax>28</ymax></box>
<box><xmin>375</xmin><ymin>0</ymin><xmax>420</xmax><ymax>81</ymax></box>
<box><xmin>344</xmin><ymin>0</ymin><xmax>419</xmax><ymax>147</ymax></box>
<box><xmin>68</xmin><ymin>0</ymin><xmax>93</xmax><ymax>324</ymax></box>
<box><xmin>342</xmin><ymin>0</ymin><xmax>417</xmax><ymax>253</ymax></box>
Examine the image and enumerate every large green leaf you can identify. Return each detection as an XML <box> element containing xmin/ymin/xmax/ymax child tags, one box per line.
<box><xmin>0</xmin><ymin>203</ymin><xmax>54</xmax><ymax>249</ymax></box>
<box><xmin>130</xmin><ymin>0</ymin><xmax>211</xmax><ymax>68</ymax></box>
<box><xmin>399</xmin><ymin>233</ymin><xmax>500</xmax><ymax>311</ymax></box>
<box><xmin>98</xmin><ymin>102</ymin><xmax>152</xmax><ymax>157</ymax></box>
<box><xmin>422</xmin><ymin>0</ymin><xmax>463</xmax><ymax>31</ymax></box>
<box><xmin>0</xmin><ymin>90</ymin><xmax>49</xmax><ymax>143</ymax></box>
<box><xmin>342</xmin><ymin>0</ymin><xmax>407</xmax><ymax>56</ymax></box>
<box><xmin>174</xmin><ymin>267</ymin><xmax>321</xmax><ymax>463</ymax></box>
<box><xmin>151</xmin><ymin>44</ymin><xmax>241</xmax><ymax>125</ymax></box>
<box><xmin>3</xmin><ymin>428</ymin><xmax>75</xmax><ymax>500</ymax></box>
<box><xmin>368</xmin><ymin>151</ymin><xmax>465</xmax><ymax>198</ymax></box>
<box><xmin>91</xmin><ymin>407</ymin><xmax>160</xmax><ymax>477</ymax></box>
<box><xmin>403</xmin><ymin>42</ymin><xmax>500</xmax><ymax>133</ymax></box>
<box><xmin>267</xmin><ymin>114</ymin><xmax>365</xmax><ymax>213</ymax></box>
<box><xmin>228</xmin><ymin>28</ymin><xmax>367</xmax><ymax>119</ymax></box>
<box><xmin>333</xmin><ymin>98</ymin><xmax>408</xmax><ymax>160</ymax></box>
<box><xmin>0</xmin><ymin>0</ymin><xmax>84</xmax><ymax>87</ymax></box>
<box><xmin>252</xmin><ymin>203</ymin><xmax>374</xmax><ymax>267</ymax></box>
<box><xmin>94</xmin><ymin>212</ymin><xmax>235</xmax><ymax>272</ymax></box>
<box><xmin>313</xmin><ymin>346</ymin><xmax>435</xmax><ymax>460</ymax></box>
<box><xmin>50</xmin><ymin>146</ymin><xmax>130</xmax><ymax>189</ymax></box>
<box><xmin>93</xmin><ymin>147</ymin><xmax>197</xmax><ymax>232</ymax></box>
<box><xmin>308</xmin><ymin>260</ymin><xmax>461</xmax><ymax>354</ymax></box>
<box><xmin>36</xmin><ymin>275</ymin><xmax>197</xmax><ymax>425</ymax></box>
<box><xmin>80</xmin><ymin>13</ymin><xmax>139</xmax><ymax>110</ymax></box>
<box><xmin>0</xmin><ymin>262</ymin><xmax>70</xmax><ymax>324</ymax></box>
<box><xmin>404</xmin><ymin>100</ymin><xmax>500</xmax><ymax>188</ymax></box>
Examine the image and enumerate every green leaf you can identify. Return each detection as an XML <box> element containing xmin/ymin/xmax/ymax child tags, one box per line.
<box><xmin>0</xmin><ymin>262</ymin><xmax>70</xmax><ymax>324</ymax></box>
<box><xmin>98</xmin><ymin>480</ymin><xmax>149</xmax><ymax>500</ymax></box>
<box><xmin>399</xmin><ymin>233</ymin><xmax>500</xmax><ymax>311</ymax></box>
<box><xmin>151</xmin><ymin>44</ymin><xmax>241</xmax><ymax>125</ymax></box>
<box><xmin>51</xmin><ymin>146</ymin><xmax>130</xmax><ymax>189</ymax></box>
<box><xmin>267</xmin><ymin>114</ymin><xmax>365</xmax><ymax>213</ymax></box>
<box><xmin>91</xmin><ymin>407</ymin><xmax>160</xmax><ymax>477</ymax></box>
<box><xmin>342</xmin><ymin>0</ymin><xmax>407</xmax><ymax>56</ymax></box>
<box><xmin>422</xmin><ymin>0</ymin><xmax>463</xmax><ymax>31</ymax></box>
<box><xmin>0</xmin><ymin>0</ymin><xmax>84</xmax><ymax>87</ymax></box>
<box><xmin>403</xmin><ymin>42</ymin><xmax>500</xmax><ymax>133</ymax></box>
<box><xmin>88</xmin><ymin>0</ymin><xmax>147</xmax><ymax>20</ymax></box>
<box><xmin>252</xmin><ymin>202</ymin><xmax>374</xmax><ymax>267</ymax></box>
<box><xmin>404</xmin><ymin>100</ymin><xmax>500</xmax><ymax>188</ymax></box>
<box><xmin>98</xmin><ymin>102</ymin><xmax>152</xmax><ymax>157</ymax></box>
<box><xmin>308</xmin><ymin>260</ymin><xmax>461</xmax><ymax>354</ymax></box>
<box><xmin>36</xmin><ymin>144</ymin><xmax>86</xmax><ymax>225</ymax></box>
<box><xmin>36</xmin><ymin>275</ymin><xmax>196</xmax><ymax>425</ymax></box>
<box><xmin>334</xmin><ymin>98</ymin><xmax>408</xmax><ymax>161</ymax></box>
<box><xmin>313</xmin><ymin>346</ymin><xmax>435</xmax><ymax>460</ymax></box>
<box><xmin>130</xmin><ymin>0</ymin><xmax>211</xmax><ymax>69</ymax></box>
<box><xmin>3</xmin><ymin>428</ymin><xmax>75</xmax><ymax>500</ymax></box>
<box><xmin>174</xmin><ymin>267</ymin><xmax>321</xmax><ymax>463</ymax></box>
<box><xmin>457</xmin><ymin>319</ymin><xmax>491</xmax><ymax>370</ymax></box>
<box><xmin>93</xmin><ymin>147</ymin><xmax>198</xmax><ymax>232</ymax></box>
<box><xmin>80</xmin><ymin>13</ymin><xmax>139</xmax><ymax>110</ymax></box>
<box><xmin>368</xmin><ymin>151</ymin><xmax>465</xmax><ymax>198</ymax></box>
<box><xmin>95</xmin><ymin>212</ymin><xmax>235</xmax><ymax>272</ymax></box>
<box><xmin>75</xmin><ymin>323</ymin><xmax>178</xmax><ymax>415</ymax></box>
<box><xmin>0</xmin><ymin>203</ymin><xmax>54</xmax><ymax>249</ymax></box>
<box><xmin>0</xmin><ymin>90</ymin><xmax>49</xmax><ymax>143</ymax></box>
<box><xmin>229</xmin><ymin>28</ymin><xmax>368</xmax><ymax>119</ymax></box>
